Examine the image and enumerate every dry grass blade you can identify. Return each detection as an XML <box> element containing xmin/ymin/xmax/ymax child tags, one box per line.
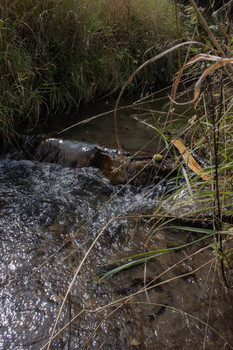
<box><xmin>42</xmin><ymin>245</ymin><xmax>217</xmax><ymax>349</ymax></box>
<box><xmin>172</xmin><ymin>53</ymin><xmax>229</xmax><ymax>101</ymax></box>
<box><xmin>171</xmin><ymin>55</ymin><xmax>233</xmax><ymax>105</ymax></box>
<box><xmin>130</xmin><ymin>301</ymin><xmax>233</xmax><ymax>350</ymax></box>
<box><xmin>171</xmin><ymin>139</ymin><xmax>211</xmax><ymax>180</ymax></box>
<box><xmin>45</xmin><ymin>216</ymin><xmax>118</xmax><ymax>349</ymax></box>
<box><xmin>114</xmin><ymin>41</ymin><xmax>200</xmax><ymax>154</ymax></box>
<box><xmin>188</xmin><ymin>0</ymin><xmax>233</xmax><ymax>70</ymax></box>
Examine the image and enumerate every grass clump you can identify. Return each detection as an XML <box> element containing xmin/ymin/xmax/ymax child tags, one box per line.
<box><xmin>0</xmin><ymin>0</ymin><xmax>176</xmax><ymax>147</ymax></box>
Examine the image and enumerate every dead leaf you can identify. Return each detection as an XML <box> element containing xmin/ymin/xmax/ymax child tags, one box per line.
<box><xmin>171</xmin><ymin>139</ymin><xmax>211</xmax><ymax>181</ymax></box>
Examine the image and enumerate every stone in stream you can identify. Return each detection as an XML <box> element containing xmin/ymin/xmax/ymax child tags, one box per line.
<box><xmin>89</xmin><ymin>148</ymin><xmax>174</xmax><ymax>185</ymax></box>
<box><xmin>33</xmin><ymin>138</ymin><xmax>175</xmax><ymax>185</ymax></box>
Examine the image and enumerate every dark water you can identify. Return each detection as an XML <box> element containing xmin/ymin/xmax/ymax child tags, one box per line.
<box><xmin>1</xmin><ymin>96</ymin><xmax>233</xmax><ymax>349</ymax></box>
<box><xmin>38</xmin><ymin>93</ymin><xmax>173</xmax><ymax>153</ymax></box>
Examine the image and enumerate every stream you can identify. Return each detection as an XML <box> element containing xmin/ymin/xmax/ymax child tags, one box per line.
<box><xmin>1</xmin><ymin>95</ymin><xmax>233</xmax><ymax>349</ymax></box>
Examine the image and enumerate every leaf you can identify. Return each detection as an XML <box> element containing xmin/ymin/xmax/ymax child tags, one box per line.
<box><xmin>171</xmin><ymin>139</ymin><xmax>211</xmax><ymax>181</ymax></box>
<box><xmin>99</xmin><ymin>233</ymin><xmax>214</xmax><ymax>281</ymax></box>
<box><xmin>171</xmin><ymin>226</ymin><xmax>216</xmax><ymax>234</ymax></box>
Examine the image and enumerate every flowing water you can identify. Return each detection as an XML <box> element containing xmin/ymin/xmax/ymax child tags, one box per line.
<box><xmin>1</xmin><ymin>96</ymin><xmax>233</xmax><ymax>349</ymax></box>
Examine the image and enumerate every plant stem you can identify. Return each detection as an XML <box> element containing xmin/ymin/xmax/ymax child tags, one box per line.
<box><xmin>188</xmin><ymin>0</ymin><xmax>233</xmax><ymax>75</ymax></box>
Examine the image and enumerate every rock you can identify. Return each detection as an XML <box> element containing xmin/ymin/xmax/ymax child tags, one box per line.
<box><xmin>89</xmin><ymin>148</ymin><xmax>174</xmax><ymax>185</ymax></box>
<box><xmin>32</xmin><ymin>138</ymin><xmax>175</xmax><ymax>186</ymax></box>
<box><xmin>35</xmin><ymin>138</ymin><xmax>97</xmax><ymax>168</ymax></box>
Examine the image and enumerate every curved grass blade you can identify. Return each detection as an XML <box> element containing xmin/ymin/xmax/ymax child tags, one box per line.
<box><xmin>99</xmin><ymin>233</ymin><xmax>215</xmax><ymax>281</ymax></box>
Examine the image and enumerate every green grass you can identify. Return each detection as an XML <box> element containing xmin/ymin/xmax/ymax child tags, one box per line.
<box><xmin>0</xmin><ymin>0</ymin><xmax>177</xmax><ymax>146</ymax></box>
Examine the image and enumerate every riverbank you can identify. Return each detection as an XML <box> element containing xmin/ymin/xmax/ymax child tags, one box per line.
<box><xmin>0</xmin><ymin>0</ymin><xmax>177</xmax><ymax>145</ymax></box>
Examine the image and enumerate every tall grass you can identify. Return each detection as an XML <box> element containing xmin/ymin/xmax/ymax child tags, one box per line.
<box><xmin>108</xmin><ymin>0</ymin><xmax>233</xmax><ymax>281</ymax></box>
<box><xmin>0</xmin><ymin>0</ymin><xmax>176</xmax><ymax>147</ymax></box>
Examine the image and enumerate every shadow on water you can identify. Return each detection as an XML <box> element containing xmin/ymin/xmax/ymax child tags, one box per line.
<box><xmin>1</xmin><ymin>94</ymin><xmax>233</xmax><ymax>349</ymax></box>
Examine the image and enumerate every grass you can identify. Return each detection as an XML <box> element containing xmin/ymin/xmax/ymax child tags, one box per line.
<box><xmin>2</xmin><ymin>0</ymin><xmax>233</xmax><ymax>348</ymax></box>
<box><xmin>41</xmin><ymin>2</ymin><xmax>233</xmax><ymax>348</ymax></box>
<box><xmin>44</xmin><ymin>65</ymin><xmax>233</xmax><ymax>347</ymax></box>
<box><xmin>0</xmin><ymin>0</ymin><xmax>177</xmax><ymax>147</ymax></box>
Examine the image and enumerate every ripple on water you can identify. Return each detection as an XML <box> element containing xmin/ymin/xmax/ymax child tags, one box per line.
<box><xmin>0</xmin><ymin>158</ymin><xmax>233</xmax><ymax>349</ymax></box>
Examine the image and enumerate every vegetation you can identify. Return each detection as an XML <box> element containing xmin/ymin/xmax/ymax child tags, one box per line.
<box><xmin>93</xmin><ymin>0</ymin><xmax>233</xmax><ymax>283</ymax></box>
<box><xmin>43</xmin><ymin>1</ymin><xmax>233</xmax><ymax>348</ymax></box>
<box><xmin>1</xmin><ymin>0</ymin><xmax>233</xmax><ymax>348</ymax></box>
<box><xmin>0</xmin><ymin>0</ymin><xmax>176</xmax><ymax>146</ymax></box>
